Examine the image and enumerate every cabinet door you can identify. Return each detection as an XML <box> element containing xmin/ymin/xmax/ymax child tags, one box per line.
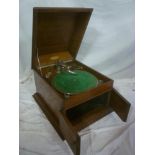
<box><xmin>109</xmin><ymin>89</ymin><xmax>131</xmax><ymax>122</ymax></box>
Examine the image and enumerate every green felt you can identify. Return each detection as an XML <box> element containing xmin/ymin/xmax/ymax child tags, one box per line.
<box><xmin>51</xmin><ymin>70</ymin><xmax>98</xmax><ymax>94</ymax></box>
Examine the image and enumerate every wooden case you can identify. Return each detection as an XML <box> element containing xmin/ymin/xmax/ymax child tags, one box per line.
<box><xmin>32</xmin><ymin>7</ymin><xmax>131</xmax><ymax>155</ymax></box>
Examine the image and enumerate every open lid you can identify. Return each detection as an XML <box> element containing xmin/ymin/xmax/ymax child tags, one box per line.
<box><xmin>32</xmin><ymin>7</ymin><xmax>93</xmax><ymax>69</ymax></box>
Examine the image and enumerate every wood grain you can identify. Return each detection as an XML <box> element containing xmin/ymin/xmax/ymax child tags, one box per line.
<box><xmin>32</xmin><ymin>7</ymin><xmax>131</xmax><ymax>155</ymax></box>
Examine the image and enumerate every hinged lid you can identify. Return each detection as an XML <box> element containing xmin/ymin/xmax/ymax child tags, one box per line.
<box><xmin>32</xmin><ymin>7</ymin><xmax>93</xmax><ymax>69</ymax></box>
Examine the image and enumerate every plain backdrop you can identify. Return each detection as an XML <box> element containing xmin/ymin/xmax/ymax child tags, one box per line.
<box><xmin>19</xmin><ymin>1</ymin><xmax>135</xmax><ymax>155</ymax></box>
<box><xmin>19</xmin><ymin>0</ymin><xmax>135</xmax><ymax>81</ymax></box>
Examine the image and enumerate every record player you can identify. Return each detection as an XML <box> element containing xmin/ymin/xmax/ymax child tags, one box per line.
<box><xmin>32</xmin><ymin>7</ymin><xmax>131</xmax><ymax>155</ymax></box>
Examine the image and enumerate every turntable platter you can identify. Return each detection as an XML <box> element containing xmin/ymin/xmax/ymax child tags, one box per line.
<box><xmin>51</xmin><ymin>70</ymin><xmax>98</xmax><ymax>95</ymax></box>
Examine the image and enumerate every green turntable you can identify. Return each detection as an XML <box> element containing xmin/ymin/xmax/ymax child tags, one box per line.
<box><xmin>51</xmin><ymin>70</ymin><xmax>98</xmax><ymax>95</ymax></box>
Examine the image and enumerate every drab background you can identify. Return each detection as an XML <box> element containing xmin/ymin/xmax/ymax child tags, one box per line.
<box><xmin>19</xmin><ymin>0</ymin><xmax>135</xmax><ymax>80</ymax></box>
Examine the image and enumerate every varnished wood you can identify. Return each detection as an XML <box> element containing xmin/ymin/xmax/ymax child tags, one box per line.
<box><xmin>64</xmin><ymin>80</ymin><xmax>113</xmax><ymax>110</ymax></box>
<box><xmin>59</xmin><ymin>112</ymin><xmax>81</xmax><ymax>155</ymax></box>
<box><xmin>38</xmin><ymin>51</ymin><xmax>73</xmax><ymax>67</ymax></box>
<box><xmin>33</xmin><ymin>93</ymin><xmax>65</xmax><ymax>140</ymax></box>
<box><xmin>32</xmin><ymin>7</ymin><xmax>93</xmax><ymax>70</ymax></box>
<box><xmin>110</xmin><ymin>89</ymin><xmax>131</xmax><ymax>121</ymax></box>
<box><xmin>32</xmin><ymin>7</ymin><xmax>131</xmax><ymax>155</ymax></box>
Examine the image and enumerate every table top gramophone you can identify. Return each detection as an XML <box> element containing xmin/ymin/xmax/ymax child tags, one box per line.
<box><xmin>32</xmin><ymin>7</ymin><xmax>131</xmax><ymax>155</ymax></box>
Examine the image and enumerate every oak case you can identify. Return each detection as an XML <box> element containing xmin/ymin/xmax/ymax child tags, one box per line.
<box><xmin>32</xmin><ymin>7</ymin><xmax>131</xmax><ymax>155</ymax></box>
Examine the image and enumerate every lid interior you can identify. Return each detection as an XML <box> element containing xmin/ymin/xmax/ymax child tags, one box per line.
<box><xmin>32</xmin><ymin>8</ymin><xmax>93</xmax><ymax>69</ymax></box>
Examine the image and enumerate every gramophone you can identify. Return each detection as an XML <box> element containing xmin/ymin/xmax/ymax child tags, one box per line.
<box><xmin>32</xmin><ymin>7</ymin><xmax>131</xmax><ymax>155</ymax></box>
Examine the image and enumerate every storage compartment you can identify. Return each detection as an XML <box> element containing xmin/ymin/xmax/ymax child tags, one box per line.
<box><xmin>65</xmin><ymin>92</ymin><xmax>113</xmax><ymax>130</ymax></box>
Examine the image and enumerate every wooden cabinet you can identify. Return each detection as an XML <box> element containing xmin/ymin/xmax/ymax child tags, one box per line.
<box><xmin>32</xmin><ymin>7</ymin><xmax>130</xmax><ymax>155</ymax></box>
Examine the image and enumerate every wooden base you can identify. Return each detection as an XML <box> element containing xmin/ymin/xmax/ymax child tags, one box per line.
<box><xmin>33</xmin><ymin>93</ymin><xmax>81</xmax><ymax>155</ymax></box>
<box><xmin>33</xmin><ymin>91</ymin><xmax>131</xmax><ymax>155</ymax></box>
<box><xmin>33</xmin><ymin>93</ymin><xmax>65</xmax><ymax>140</ymax></box>
<box><xmin>33</xmin><ymin>90</ymin><xmax>130</xmax><ymax>155</ymax></box>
